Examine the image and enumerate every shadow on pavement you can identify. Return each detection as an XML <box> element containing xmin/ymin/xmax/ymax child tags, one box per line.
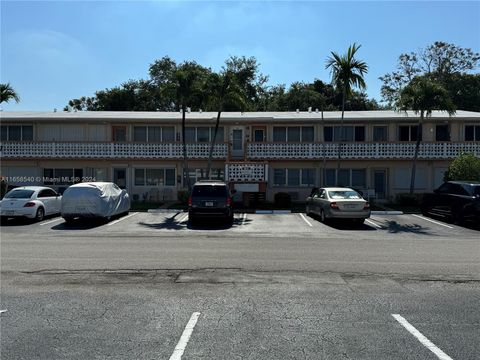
<box><xmin>51</xmin><ymin>218</ymin><xmax>109</xmax><ymax>230</ymax></box>
<box><xmin>308</xmin><ymin>214</ymin><xmax>376</xmax><ymax>231</ymax></box>
<box><xmin>137</xmin><ymin>212</ymin><xmax>251</xmax><ymax>231</ymax></box>
<box><xmin>0</xmin><ymin>215</ymin><xmax>58</xmax><ymax>226</ymax></box>
<box><xmin>377</xmin><ymin>220</ymin><xmax>435</xmax><ymax>235</ymax></box>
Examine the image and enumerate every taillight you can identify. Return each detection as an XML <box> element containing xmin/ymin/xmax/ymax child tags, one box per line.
<box><xmin>330</xmin><ymin>202</ymin><xmax>339</xmax><ymax>209</ymax></box>
<box><xmin>24</xmin><ymin>202</ymin><xmax>36</xmax><ymax>207</ymax></box>
<box><xmin>188</xmin><ymin>197</ymin><xmax>192</xmax><ymax>206</ymax></box>
<box><xmin>226</xmin><ymin>197</ymin><xmax>232</xmax><ymax>206</ymax></box>
<box><xmin>364</xmin><ymin>202</ymin><xmax>370</xmax><ymax>210</ymax></box>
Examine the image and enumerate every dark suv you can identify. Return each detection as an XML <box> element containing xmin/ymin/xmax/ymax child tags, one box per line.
<box><xmin>188</xmin><ymin>180</ymin><xmax>234</xmax><ymax>224</ymax></box>
<box><xmin>421</xmin><ymin>181</ymin><xmax>480</xmax><ymax>224</ymax></box>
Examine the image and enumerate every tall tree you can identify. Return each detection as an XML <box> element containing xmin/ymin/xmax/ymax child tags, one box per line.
<box><xmin>380</xmin><ymin>41</ymin><xmax>480</xmax><ymax>108</ymax></box>
<box><xmin>204</xmin><ymin>70</ymin><xmax>247</xmax><ymax>179</ymax></box>
<box><xmin>325</xmin><ymin>43</ymin><xmax>368</xmax><ymax>184</ymax></box>
<box><xmin>397</xmin><ymin>76</ymin><xmax>456</xmax><ymax>194</ymax></box>
<box><xmin>0</xmin><ymin>83</ymin><xmax>20</xmax><ymax>104</ymax></box>
<box><xmin>167</xmin><ymin>62</ymin><xmax>210</xmax><ymax>192</ymax></box>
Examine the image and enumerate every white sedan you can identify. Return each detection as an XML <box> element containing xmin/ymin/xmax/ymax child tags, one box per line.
<box><xmin>0</xmin><ymin>186</ymin><xmax>61</xmax><ymax>222</ymax></box>
<box><xmin>306</xmin><ymin>187</ymin><xmax>371</xmax><ymax>225</ymax></box>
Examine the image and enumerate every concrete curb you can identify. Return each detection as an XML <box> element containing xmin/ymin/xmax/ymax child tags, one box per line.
<box><xmin>371</xmin><ymin>210</ymin><xmax>403</xmax><ymax>215</ymax></box>
<box><xmin>147</xmin><ymin>209</ymin><xmax>185</xmax><ymax>213</ymax></box>
<box><xmin>255</xmin><ymin>210</ymin><xmax>292</xmax><ymax>214</ymax></box>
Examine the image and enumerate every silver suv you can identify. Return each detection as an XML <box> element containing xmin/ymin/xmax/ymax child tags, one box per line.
<box><xmin>188</xmin><ymin>180</ymin><xmax>234</xmax><ymax>224</ymax></box>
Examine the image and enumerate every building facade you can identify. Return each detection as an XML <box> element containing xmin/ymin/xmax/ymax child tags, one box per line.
<box><xmin>1</xmin><ymin>110</ymin><xmax>479</xmax><ymax>203</ymax></box>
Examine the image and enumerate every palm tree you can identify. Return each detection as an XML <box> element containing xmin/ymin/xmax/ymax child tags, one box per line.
<box><xmin>204</xmin><ymin>70</ymin><xmax>247</xmax><ymax>180</ymax></box>
<box><xmin>397</xmin><ymin>76</ymin><xmax>456</xmax><ymax>194</ymax></box>
<box><xmin>325</xmin><ymin>43</ymin><xmax>368</xmax><ymax>185</ymax></box>
<box><xmin>0</xmin><ymin>83</ymin><xmax>20</xmax><ymax>104</ymax></box>
<box><xmin>167</xmin><ymin>63</ymin><xmax>207</xmax><ymax>193</ymax></box>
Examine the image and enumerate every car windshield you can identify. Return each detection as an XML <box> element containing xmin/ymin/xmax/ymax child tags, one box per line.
<box><xmin>192</xmin><ymin>185</ymin><xmax>228</xmax><ymax>197</ymax></box>
<box><xmin>328</xmin><ymin>190</ymin><xmax>361</xmax><ymax>200</ymax></box>
<box><xmin>4</xmin><ymin>189</ymin><xmax>35</xmax><ymax>199</ymax></box>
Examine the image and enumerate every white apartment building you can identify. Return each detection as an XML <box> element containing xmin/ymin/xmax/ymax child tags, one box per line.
<box><xmin>1</xmin><ymin>110</ymin><xmax>479</xmax><ymax>203</ymax></box>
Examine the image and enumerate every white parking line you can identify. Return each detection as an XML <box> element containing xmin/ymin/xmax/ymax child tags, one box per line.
<box><xmin>365</xmin><ymin>219</ymin><xmax>382</xmax><ymax>228</ymax></box>
<box><xmin>411</xmin><ymin>214</ymin><xmax>454</xmax><ymax>229</ymax></box>
<box><xmin>0</xmin><ymin>309</ymin><xmax>7</xmax><ymax>314</ymax></box>
<box><xmin>392</xmin><ymin>314</ymin><xmax>453</xmax><ymax>360</ymax></box>
<box><xmin>169</xmin><ymin>312</ymin><xmax>201</xmax><ymax>360</ymax></box>
<box><xmin>40</xmin><ymin>217</ymin><xmax>63</xmax><ymax>226</ymax></box>
<box><xmin>241</xmin><ymin>213</ymin><xmax>247</xmax><ymax>225</ymax></box>
<box><xmin>178</xmin><ymin>213</ymin><xmax>188</xmax><ymax>223</ymax></box>
<box><xmin>106</xmin><ymin>212</ymin><xmax>138</xmax><ymax>226</ymax></box>
<box><xmin>299</xmin><ymin>213</ymin><xmax>313</xmax><ymax>227</ymax></box>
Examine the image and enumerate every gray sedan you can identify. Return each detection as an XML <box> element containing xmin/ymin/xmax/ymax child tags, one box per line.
<box><xmin>306</xmin><ymin>187</ymin><xmax>371</xmax><ymax>225</ymax></box>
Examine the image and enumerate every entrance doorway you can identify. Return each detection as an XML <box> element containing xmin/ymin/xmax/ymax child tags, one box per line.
<box><xmin>373</xmin><ymin>170</ymin><xmax>387</xmax><ymax>199</ymax></box>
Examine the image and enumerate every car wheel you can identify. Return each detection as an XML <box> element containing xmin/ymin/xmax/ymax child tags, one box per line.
<box><xmin>420</xmin><ymin>205</ymin><xmax>429</xmax><ymax>216</ymax></box>
<box><xmin>320</xmin><ymin>209</ymin><xmax>326</xmax><ymax>223</ymax></box>
<box><xmin>305</xmin><ymin>205</ymin><xmax>310</xmax><ymax>216</ymax></box>
<box><xmin>35</xmin><ymin>207</ymin><xmax>45</xmax><ymax>222</ymax></box>
<box><xmin>227</xmin><ymin>213</ymin><xmax>234</xmax><ymax>225</ymax></box>
<box><xmin>189</xmin><ymin>215</ymin><xmax>196</xmax><ymax>224</ymax></box>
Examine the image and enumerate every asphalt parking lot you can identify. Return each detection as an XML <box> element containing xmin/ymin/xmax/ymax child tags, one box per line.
<box><xmin>1</xmin><ymin>212</ymin><xmax>479</xmax><ymax>359</ymax></box>
<box><xmin>1</xmin><ymin>210</ymin><xmax>479</xmax><ymax>238</ymax></box>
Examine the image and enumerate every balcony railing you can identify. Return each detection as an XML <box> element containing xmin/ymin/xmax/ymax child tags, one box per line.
<box><xmin>0</xmin><ymin>142</ymin><xmax>228</xmax><ymax>159</ymax></box>
<box><xmin>247</xmin><ymin>142</ymin><xmax>480</xmax><ymax>160</ymax></box>
<box><xmin>1</xmin><ymin>141</ymin><xmax>479</xmax><ymax>160</ymax></box>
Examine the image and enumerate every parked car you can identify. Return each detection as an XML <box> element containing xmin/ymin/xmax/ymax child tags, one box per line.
<box><xmin>306</xmin><ymin>187</ymin><xmax>370</xmax><ymax>225</ymax></box>
<box><xmin>421</xmin><ymin>181</ymin><xmax>480</xmax><ymax>224</ymax></box>
<box><xmin>0</xmin><ymin>186</ymin><xmax>61</xmax><ymax>222</ymax></box>
<box><xmin>61</xmin><ymin>182</ymin><xmax>130</xmax><ymax>223</ymax></box>
<box><xmin>188</xmin><ymin>180</ymin><xmax>235</xmax><ymax>224</ymax></box>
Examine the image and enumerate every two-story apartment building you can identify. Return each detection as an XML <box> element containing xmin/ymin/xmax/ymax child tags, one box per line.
<box><xmin>1</xmin><ymin>110</ymin><xmax>479</xmax><ymax>203</ymax></box>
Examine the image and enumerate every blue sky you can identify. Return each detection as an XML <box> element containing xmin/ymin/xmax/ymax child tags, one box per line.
<box><xmin>1</xmin><ymin>0</ymin><xmax>479</xmax><ymax>111</ymax></box>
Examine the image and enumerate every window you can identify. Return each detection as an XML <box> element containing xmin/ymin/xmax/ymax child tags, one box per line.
<box><xmin>273</xmin><ymin>169</ymin><xmax>287</xmax><ymax>186</ymax></box>
<box><xmin>113</xmin><ymin>126</ymin><xmax>127</xmax><ymax>142</ymax></box>
<box><xmin>323</xmin><ymin>169</ymin><xmax>366</xmax><ymax>188</ymax></box>
<box><xmin>197</xmin><ymin>127</ymin><xmax>210</xmax><ymax>142</ymax></box>
<box><xmin>43</xmin><ymin>168</ymin><xmax>83</xmax><ymax>185</ymax></box>
<box><xmin>134</xmin><ymin>168</ymin><xmax>176</xmax><ymax>186</ymax></box>
<box><xmin>186</xmin><ymin>168</ymin><xmax>224</xmax><ymax>185</ymax></box>
<box><xmin>133</xmin><ymin>126</ymin><xmax>147</xmax><ymax>141</ymax></box>
<box><xmin>184</xmin><ymin>127</ymin><xmax>224</xmax><ymax>142</ymax></box>
<box><xmin>273</xmin><ymin>168</ymin><xmax>316</xmax><ymax>187</ymax></box>
<box><xmin>435</xmin><ymin>125</ymin><xmax>450</xmax><ymax>141</ymax></box>
<box><xmin>133</xmin><ymin>126</ymin><xmax>176</xmax><ymax>142</ymax></box>
<box><xmin>373</xmin><ymin>126</ymin><xmax>388</xmax><ymax>141</ymax></box>
<box><xmin>301</xmin><ymin>169</ymin><xmax>316</xmax><ymax>186</ymax></box>
<box><xmin>399</xmin><ymin>125</ymin><xmax>421</xmax><ymax>141</ymax></box>
<box><xmin>465</xmin><ymin>125</ymin><xmax>480</xmax><ymax>141</ymax></box>
<box><xmin>38</xmin><ymin>189</ymin><xmax>57</xmax><ymax>198</ymax></box>
<box><xmin>324</xmin><ymin>126</ymin><xmax>365</xmax><ymax>142</ymax></box>
<box><xmin>273</xmin><ymin>126</ymin><xmax>314</xmax><ymax>142</ymax></box>
<box><xmin>0</xmin><ymin>125</ymin><xmax>34</xmax><ymax>141</ymax></box>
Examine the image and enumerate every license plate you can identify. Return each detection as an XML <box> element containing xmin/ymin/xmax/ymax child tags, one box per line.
<box><xmin>344</xmin><ymin>204</ymin><xmax>357</xmax><ymax>209</ymax></box>
<box><xmin>205</xmin><ymin>202</ymin><xmax>214</xmax><ymax>207</ymax></box>
<box><xmin>76</xmin><ymin>206</ymin><xmax>86</xmax><ymax>211</ymax></box>
<box><xmin>5</xmin><ymin>210</ymin><xmax>14</xmax><ymax>216</ymax></box>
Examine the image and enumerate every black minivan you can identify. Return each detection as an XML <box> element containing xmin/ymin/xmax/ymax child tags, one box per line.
<box><xmin>421</xmin><ymin>181</ymin><xmax>480</xmax><ymax>224</ymax></box>
<box><xmin>188</xmin><ymin>180</ymin><xmax>234</xmax><ymax>224</ymax></box>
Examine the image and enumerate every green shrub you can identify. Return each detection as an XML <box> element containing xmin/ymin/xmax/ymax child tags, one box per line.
<box><xmin>444</xmin><ymin>153</ymin><xmax>480</xmax><ymax>182</ymax></box>
<box><xmin>274</xmin><ymin>192</ymin><xmax>291</xmax><ymax>208</ymax></box>
<box><xmin>177</xmin><ymin>190</ymin><xmax>190</xmax><ymax>204</ymax></box>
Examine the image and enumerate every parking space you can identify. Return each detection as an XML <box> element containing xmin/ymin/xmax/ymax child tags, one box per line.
<box><xmin>1</xmin><ymin>212</ymin><xmax>478</xmax><ymax>239</ymax></box>
<box><xmin>1</xmin><ymin>271</ymin><xmax>478</xmax><ymax>360</ymax></box>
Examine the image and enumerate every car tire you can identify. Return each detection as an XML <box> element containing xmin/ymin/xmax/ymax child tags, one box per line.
<box><xmin>320</xmin><ymin>209</ymin><xmax>326</xmax><ymax>223</ymax></box>
<box><xmin>227</xmin><ymin>213</ymin><xmax>234</xmax><ymax>225</ymax></box>
<box><xmin>35</xmin><ymin>207</ymin><xmax>45</xmax><ymax>222</ymax></box>
<box><xmin>305</xmin><ymin>205</ymin><xmax>310</xmax><ymax>216</ymax></box>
